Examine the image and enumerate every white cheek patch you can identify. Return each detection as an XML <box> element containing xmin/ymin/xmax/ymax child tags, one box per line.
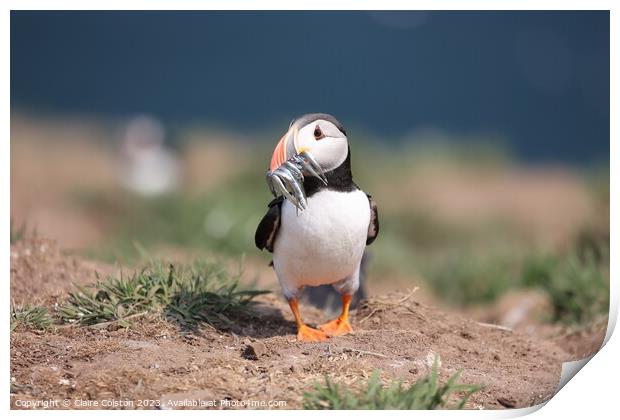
<box><xmin>295</xmin><ymin>122</ymin><xmax>348</xmax><ymax>172</ymax></box>
<box><xmin>312</xmin><ymin>137</ymin><xmax>348</xmax><ymax>172</ymax></box>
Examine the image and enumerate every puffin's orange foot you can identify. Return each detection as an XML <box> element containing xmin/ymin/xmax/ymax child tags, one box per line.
<box><xmin>319</xmin><ymin>318</ymin><xmax>353</xmax><ymax>336</ymax></box>
<box><xmin>297</xmin><ymin>325</ymin><xmax>328</xmax><ymax>342</ymax></box>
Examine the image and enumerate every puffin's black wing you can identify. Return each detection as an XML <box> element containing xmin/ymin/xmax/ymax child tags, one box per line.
<box><xmin>255</xmin><ymin>196</ymin><xmax>284</xmax><ymax>252</ymax></box>
<box><xmin>366</xmin><ymin>194</ymin><xmax>379</xmax><ymax>245</ymax></box>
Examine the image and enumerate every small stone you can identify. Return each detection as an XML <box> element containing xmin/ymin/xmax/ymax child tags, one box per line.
<box><xmin>497</xmin><ymin>397</ymin><xmax>516</xmax><ymax>408</ymax></box>
<box><xmin>241</xmin><ymin>342</ymin><xmax>268</xmax><ymax>360</ymax></box>
<box><xmin>460</xmin><ymin>331</ymin><xmax>475</xmax><ymax>340</ymax></box>
<box><xmin>424</xmin><ymin>351</ymin><xmax>441</xmax><ymax>369</ymax></box>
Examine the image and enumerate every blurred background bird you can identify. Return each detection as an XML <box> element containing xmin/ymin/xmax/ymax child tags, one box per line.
<box><xmin>119</xmin><ymin>115</ymin><xmax>181</xmax><ymax>197</ymax></box>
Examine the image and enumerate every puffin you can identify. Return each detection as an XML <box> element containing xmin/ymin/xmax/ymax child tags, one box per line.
<box><xmin>255</xmin><ymin>113</ymin><xmax>379</xmax><ymax>342</ymax></box>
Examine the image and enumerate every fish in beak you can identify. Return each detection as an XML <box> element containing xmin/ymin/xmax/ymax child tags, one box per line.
<box><xmin>265</xmin><ymin>125</ymin><xmax>327</xmax><ymax>212</ymax></box>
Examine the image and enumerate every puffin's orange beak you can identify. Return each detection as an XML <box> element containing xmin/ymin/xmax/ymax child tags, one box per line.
<box><xmin>269</xmin><ymin>126</ymin><xmax>305</xmax><ymax>171</ymax></box>
<box><xmin>270</xmin><ymin>132</ymin><xmax>289</xmax><ymax>172</ymax></box>
<box><xmin>265</xmin><ymin>125</ymin><xmax>324</xmax><ymax>211</ymax></box>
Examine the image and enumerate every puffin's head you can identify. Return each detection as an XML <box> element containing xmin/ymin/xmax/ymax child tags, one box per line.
<box><xmin>270</xmin><ymin>113</ymin><xmax>348</xmax><ymax>173</ymax></box>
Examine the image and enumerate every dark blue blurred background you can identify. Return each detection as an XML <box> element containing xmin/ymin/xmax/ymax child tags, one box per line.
<box><xmin>11</xmin><ymin>11</ymin><xmax>609</xmax><ymax>164</ymax></box>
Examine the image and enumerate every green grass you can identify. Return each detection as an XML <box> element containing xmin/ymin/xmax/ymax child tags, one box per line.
<box><xmin>10</xmin><ymin>219</ymin><xmax>27</xmax><ymax>244</ymax></box>
<box><xmin>303</xmin><ymin>359</ymin><xmax>481</xmax><ymax>410</ymax></box>
<box><xmin>421</xmin><ymin>243</ymin><xmax>609</xmax><ymax>325</ymax></box>
<box><xmin>422</xmin><ymin>251</ymin><xmax>519</xmax><ymax>306</ymax></box>
<box><xmin>73</xmin><ymin>170</ymin><xmax>270</xmax><ymax>263</ymax></box>
<box><xmin>11</xmin><ymin>305</ymin><xmax>53</xmax><ymax>331</ymax></box>
<box><xmin>522</xmin><ymin>248</ymin><xmax>609</xmax><ymax>324</ymax></box>
<box><xmin>58</xmin><ymin>260</ymin><xmax>269</xmax><ymax>328</ymax></box>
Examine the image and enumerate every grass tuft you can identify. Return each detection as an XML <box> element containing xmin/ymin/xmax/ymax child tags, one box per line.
<box><xmin>422</xmin><ymin>252</ymin><xmax>517</xmax><ymax>306</ymax></box>
<box><xmin>58</xmin><ymin>261</ymin><xmax>269</xmax><ymax>328</ymax></box>
<box><xmin>303</xmin><ymin>358</ymin><xmax>481</xmax><ymax>410</ymax></box>
<box><xmin>11</xmin><ymin>305</ymin><xmax>53</xmax><ymax>331</ymax></box>
<box><xmin>423</xmin><ymin>243</ymin><xmax>609</xmax><ymax>325</ymax></box>
<box><xmin>10</xmin><ymin>219</ymin><xmax>27</xmax><ymax>244</ymax></box>
<box><xmin>522</xmin><ymin>248</ymin><xmax>609</xmax><ymax>324</ymax></box>
<box><xmin>165</xmin><ymin>261</ymin><xmax>268</xmax><ymax>327</ymax></box>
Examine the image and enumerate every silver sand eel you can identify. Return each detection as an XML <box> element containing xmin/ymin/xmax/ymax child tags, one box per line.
<box><xmin>266</xmin><ymin>151</ymin><xmax>328</xmax><ymax>212</ymax></box>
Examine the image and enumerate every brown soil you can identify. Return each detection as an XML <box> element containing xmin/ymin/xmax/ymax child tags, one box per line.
<box><xmin>10</xmin><ymin>238</ymin><xmax>605</xmax><ymax>410</ymax></box>
<box><xmin>550</xmin><ymin>323</ymin><xmax>607</xmax><ymax>361</ymax></box>
<box><xmin>10</xmin><ymin>237</ymin><xmax>116</xmax><ymax>308</ymax></box>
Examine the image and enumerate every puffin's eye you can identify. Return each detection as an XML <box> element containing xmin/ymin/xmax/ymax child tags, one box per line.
<box><xmin>313</xmin><ymin>126</ymin><xmax>325</xmax><ymax>140</ymax></box>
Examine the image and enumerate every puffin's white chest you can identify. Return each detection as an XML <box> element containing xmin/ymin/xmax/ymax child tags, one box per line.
<box><xmin>273</xmin><ymin>189</ymin><xmax>370</xmax><ymax>290</ymax></box>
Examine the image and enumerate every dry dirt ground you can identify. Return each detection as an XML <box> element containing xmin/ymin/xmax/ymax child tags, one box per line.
<box><xmin>10</xmin><ymin>238</ymin><xmax>606</xmax><ymax>410</ymax></box>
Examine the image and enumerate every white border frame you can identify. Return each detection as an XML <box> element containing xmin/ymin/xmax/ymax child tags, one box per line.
<box><xmin>3</xmin><ymin>3</ymin><xmax>617</xmax><ymax>419</ymax></box>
